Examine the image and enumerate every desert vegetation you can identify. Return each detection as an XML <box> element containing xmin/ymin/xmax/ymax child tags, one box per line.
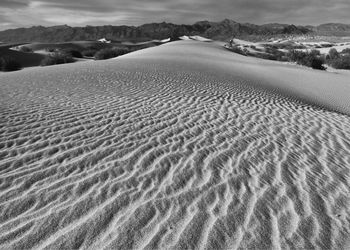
<box><xmin>94</xmin><ymin>47</ymin><xmax>130</xmax><ymax>60</ymax></box>
<box><xmin>227</xmin><ymin>45</ymin><xmax>248</xmax><ymax>56</ymax></box>
<box><xmin>0</xmin><ymin>56</ymin><xmax>22</xmax><ymax>71</ymax></box>
<box><xmin>81</xmin><ymin>49</ymin><xmax>98</xmax><ymax>57</ymax></box>
<box><xmin>227</xmin><ymin>43</ymin><xmax>327</xmax><ymax>70</ymax></box>
<box><xmin>341</xmin><ymin>48</ymin><xmax>350</xmax><ymax>54</ymax></box>
<box><xmin>287</xmin><ymin>49</ymin><xmax>326</xmax><ymax>70</ymax></box>
<box><xmin>326</xmin><ymin>48</ymin><xmax>350</xmax><ymax>69</ymax></box>
<box><xmin>61</xmin><ymin>49</ymin><xmax>83</xmax><ymax>58</ymax></box>
<box><xmin>40</xmin><ymin>52</ymin><xmax>76</xmax><ymax>66</ymax></box>
<box><xmin>18</xmin><ymin>46</ymin><xmax>33</xmax><ymax>53</ymax></box>
<box><xmin>45</xmin><ymin>47</ymin><xmax>57</xmax><ymax>53</ymax></box>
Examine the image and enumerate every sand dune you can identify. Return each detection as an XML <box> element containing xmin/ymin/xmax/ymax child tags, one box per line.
<box><xmin>0</xmin><ymin>41</ymin><xmax>350</xmax><ymax>249</ymax></box>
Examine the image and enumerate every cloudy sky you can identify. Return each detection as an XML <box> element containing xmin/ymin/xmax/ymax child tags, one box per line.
<box><xmin>1</xmin><ymin>0</ymin><xmax>349</xmax><ymax>30</ymax></box>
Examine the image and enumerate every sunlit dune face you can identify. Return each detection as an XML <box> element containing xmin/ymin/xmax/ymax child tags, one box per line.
<box><xmin>0</xmin><ymin>41</ymin><xmax>350</xmax><ymax>249</ymax></box>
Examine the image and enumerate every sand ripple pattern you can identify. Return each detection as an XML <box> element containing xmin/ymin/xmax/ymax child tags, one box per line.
<box><xmin>1</xmin><ymin>48</ymin><xmax>350</xmax><ymax>249</ymax></box>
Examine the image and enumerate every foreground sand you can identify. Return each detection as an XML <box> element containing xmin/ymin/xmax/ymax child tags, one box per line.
<box><xmin>0</xmin><ymin>41</ymin><xmax>350</xmax><ymax>249</ymax></box>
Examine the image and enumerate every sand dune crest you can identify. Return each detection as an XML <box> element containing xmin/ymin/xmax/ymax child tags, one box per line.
<box><xmin>0</xmin><ymin>41</ymin><xmax>350</xmax><ymax>249</ymax></box>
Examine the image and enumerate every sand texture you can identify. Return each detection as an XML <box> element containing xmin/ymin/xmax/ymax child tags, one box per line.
<box><xmin>0</xmin><ymin>41</ymin><xmax>350</xmax><ymax>249</ymax></box>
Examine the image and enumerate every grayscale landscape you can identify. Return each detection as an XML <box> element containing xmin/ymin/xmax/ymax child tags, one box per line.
<box><xmin>0</xmin><ymin>1</ymin><xmax>350</xmax><ymax>249</ymax></box>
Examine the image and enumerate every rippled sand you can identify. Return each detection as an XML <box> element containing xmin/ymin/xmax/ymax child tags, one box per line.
<box><xmin>0</xmin><ymin>41</ymin><xmax>350</xmax><ymax>249</ymax></box>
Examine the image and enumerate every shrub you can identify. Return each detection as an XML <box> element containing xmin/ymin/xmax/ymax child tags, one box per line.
<box><xmin>265</xmin><ymin>47</ymin><xmax>285</xmax><ymax>61</ymax></box>
<box><xmin>82</xmin><ymin>49</ymin><xmax>98</xmax><ymax>57</ymax></box>
<box><xmin>227</xmin><ymin>45</ymin><xmax>247</xmax><ymax>56</ymax></box>
<box><xmin>94</xmin><ymin>47</ymin><xmax>130</xmax><ymax>60</ymax></box>
<box><xmin>328</xmin><ymin>55</ymin><xmax>350</xmax><ymax>69</ymax></box>
<box><xmin>287</xmin><ymin>50</ymin><xmax>326</xmax><ymax>70</ymax></box>
<box><xmin>62</xmin><ymin>49</ymin><xmax>83</xmax><ymax>58</ymax></box>
<box><xmin>254</xmin><ymin>53</ymin><xmax>278</xmax><ymax>60</ymax></box>
<box><xmin>45</xmin><ymin>48</ymin><xmax>57</xmax><ymax>52</ymax></box>
<box><xmin>310</xmin><ymin>57</ymin><xmax>326</xmax><ymax>70</ymax></box>
<box><xmin>0</xmin><ymin>57</ymin><xmax>22</xmax><ymax>71</ymax></box>
<box><xmin>341</xmin><ymin>48</ymin><xmax>350</xmax><ymax>54</ymax></box>
<box><xmin>40</xmin><ymin>52</ymin><xmax>75</xmax><ymax>66</ymax></box>
<box><xmin>18</xmin><ymin>46</ymin><xmax>33</xmax><ymax>53</ymax></box>
<box><xmin>328</xmin><ymin>48</ymin><xmax>340</xmax><ymax>60</ymax></box>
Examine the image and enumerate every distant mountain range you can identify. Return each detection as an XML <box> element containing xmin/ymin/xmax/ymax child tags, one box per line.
<box><xmin>0</xmin><ymin>19</ymin><xmax>349</xmax><ymax>43</ymax></box>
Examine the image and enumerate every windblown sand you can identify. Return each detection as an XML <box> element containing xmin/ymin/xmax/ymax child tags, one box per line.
<box><xmin>0</xmin><ymin>41</ymin><xmax>350</xmax><ymax>249</ymax></box>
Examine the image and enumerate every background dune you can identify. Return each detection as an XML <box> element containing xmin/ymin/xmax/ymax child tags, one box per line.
<box><xmin>0</xmin><ymin>41</ymin><xmax>349</xmax><ymax>249</ymax></box>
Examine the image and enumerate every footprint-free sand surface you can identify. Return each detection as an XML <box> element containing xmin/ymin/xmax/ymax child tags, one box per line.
<box><xmin>0</xmin><ymin>41</ymin><xmax>350</xmax><ymax>249</ymax></box>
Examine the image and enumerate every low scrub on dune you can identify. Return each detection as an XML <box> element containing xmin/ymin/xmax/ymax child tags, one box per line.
<box><xmin>40</xmin><ymin>52</ymin><xmax>76</xmax><ymax>66</ymax></box>
<box><xmin>18</xmin><ymin>46</ymin><xmax>33</xmax><ymax>53</ymax></box>
<box><xmin>0</xmin><ymin>56</ymin><xmax>22</xmax><ymax>71</ymax></box>
<box><xmin>264</xmin><ymin>47</ymin><xmax>287</xmax><ymax>61</ymax></box>
<box><xmin>227</xmin><ymin>42</ymin><xmax>327</xmax><ymax>70</ymax></box>
<box><xmin>327</xmin><ymin>55</ymin><xmax>350</xmax><ymax>70</ymax></box>
<box><xmin>324</xmin><ymin>48</ymin><xmax>350</xmax><ymax>69</ymax></box>
<box><xmin>341</xmin><ymin>48</ymin><xmax>350</xmax><ymax>54</ymax></box>
<box><xmin>61</xmin><ymin>49</ymin><xmax>83</xmax><ymax>58</ymax></box>
<box><xmin>94</xmin><ymin>47</ymin><xmax>130</xmax><ymax>60</ymax></box>
<box><xmin>327</xmin><ymin>48</ymin><xmax>340</xmax><ymax>60</ymax></box>
<box><xmin>252</xmin><ymin>52</ymin><xmax>288</xmax><ymax>61</ymax></box>
<box><xmin>227</xmin><ymin>45</ymin><xmax>248</xmax><ymax>56</ymax></box>
<box><xmin>82</xmin><ymin>49</ymin><xmax>98</xmax><ymax>57</ymax></box>
<box><xmin>45</xmin><ymin>47</ymin><xmax>57</xmax><ymax>53</ymax></box>
<box><xmin>287</xmin><ymin>50</ymin><xmax>326</xmax><ymax>70</ymax></box>
<box><xmin>265</xmin><ymin>43</ymin><xmax>306</xmax><ymax>51</ymax></box>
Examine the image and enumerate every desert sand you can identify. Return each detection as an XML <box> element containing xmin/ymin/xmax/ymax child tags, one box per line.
<box><xmin>0</xmin><ymin>40</ymin><xmax>350</xmax><ymax>249</ymax></box>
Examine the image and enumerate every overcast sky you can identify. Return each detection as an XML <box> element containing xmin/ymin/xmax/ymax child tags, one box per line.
<box><xmin>1</xmin><ymin>0</ymin><xmax>349</xmax><ymax>30</ymax></box>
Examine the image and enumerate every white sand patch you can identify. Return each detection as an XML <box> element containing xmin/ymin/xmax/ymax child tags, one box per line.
<box><xmin>161</xmin><ymin>38</ymin><xmax>171</xmax><ymax>43</ymax></box>
<box><xmin>189</xmin><ymin>36</ymin><xmax>212</xmax><ymax>42</ymax></box>
<box><xmin>179</xmin><ymin>36</ymin><xmax>191</xmax><ymax>40</ymax></box>
<box><xmin>179</xmin><ymin>36</ymin><xmax>211</xmax><ymax>42</ymax></box>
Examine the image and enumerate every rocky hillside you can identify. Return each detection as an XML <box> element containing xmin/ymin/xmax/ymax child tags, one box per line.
<box><xmin>1</xmin><ymin>19</ymin><xmax>349</xmax><ymax>43</ymax></box>
<box><xmin>0</xmin><ymin>19</ymin><xmax>314</xmax><ymax>43</ymax></box>
<box><xmin>310</xmin><ymin>23</ymin><xmax>350</xmax><ymax>36</ymax></box>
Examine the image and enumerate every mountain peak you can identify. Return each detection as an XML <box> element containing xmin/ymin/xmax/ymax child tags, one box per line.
<box><xmin>1</xmin><ymin>20</ymin><xmax>349</xmax><ymax>43</ymax></box>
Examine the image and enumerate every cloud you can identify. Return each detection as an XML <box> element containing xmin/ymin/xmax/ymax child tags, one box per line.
<box><xmin>0</xmin><ymin>0</ymin><xmax>28</xmax><ymax>8</ymax></box>
<box><xmin>0</xmin><ymin>0</ymin><xmax>349</xmax><ymax>30</ymax></box>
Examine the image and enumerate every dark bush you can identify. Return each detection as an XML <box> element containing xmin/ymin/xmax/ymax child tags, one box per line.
<box><xmin>94</xmin><ymin>47</ymin><xmax>130</xmax><ymax>60</ymax></box>
<box><xmin>310</xmin><ymin>57</ymin><xmax>326</xmax><ymax>70</ymax></box>
<box><xmin>255</xmin><ymin>52</ymin><xmax>288</xmax><ymax>61</ymax></box>
<box><xmin>82</xmin><ymin>49</ymin><xmax>98</xmax><ymax>57</ymax></box>
<box><xmin>227</xmin><ymin>45</ymin><xmax>247</xmax><ymax>56</ymax></box>
<box><xmin>0</xmin><ymin>57</ymin><xmax>22</xmax><ymax>71</ymax></box>
<box><xmin>265</xmin><ymin>47</ymin><xmax>285</xmax><ymax>61</ymax></box>
<box><xmin>264</xmin><ymin>43</ymin><xmax>306</xmax><ymax>51</ymax></box>
<box><xmin>328</xmin><ymin>48</ymin><xmax>340</xmax><ymax>60</ymax></box>
<box><xmin>62</xmin><ymin>49</ymin><xmax>83</xmax><ymax>58</ymax></box>
<box><xmin>45</xmin><ymin>48</ymin><xmax>57</xmax><ymax>52</ymax></box>
<box><xmin>287</xmin><ymin>50</ymin><xmax>326</xmax><ymax>70</ymax></box>
<box><xmin>328</xmin><ymin>55</ymin><xmax>350</xmax><ymax>69</ymax></box>
<box><xmin>341</xmin><ymin>48</ymin><xmax>350</xmax><ymax>54</ymax></box>
<box><xmin>40</xmin><ymin>52</ymin><xmax>75</xmax><ymax>66</ymax></box>
<box><xmin>18</xmin><ymin>46</ymin><xmax>33</xmax><ymax>53</ymax></box>
<box><xmin>254</xmin><ymin>53</ymin><xmax>278</xmax><ymax>60</ymax></box>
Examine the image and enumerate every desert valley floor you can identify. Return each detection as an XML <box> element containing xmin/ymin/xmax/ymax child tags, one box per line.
<box><xmin>0</xmin><ymin>41</ymin><xmax>350</xmax><ymax>249</ymax></box>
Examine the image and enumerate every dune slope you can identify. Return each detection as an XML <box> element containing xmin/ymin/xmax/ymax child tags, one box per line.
<box><xmin>0</xmin><ymin>41</ymin><xmax>350</xmax><ymax>249</ymax></box>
